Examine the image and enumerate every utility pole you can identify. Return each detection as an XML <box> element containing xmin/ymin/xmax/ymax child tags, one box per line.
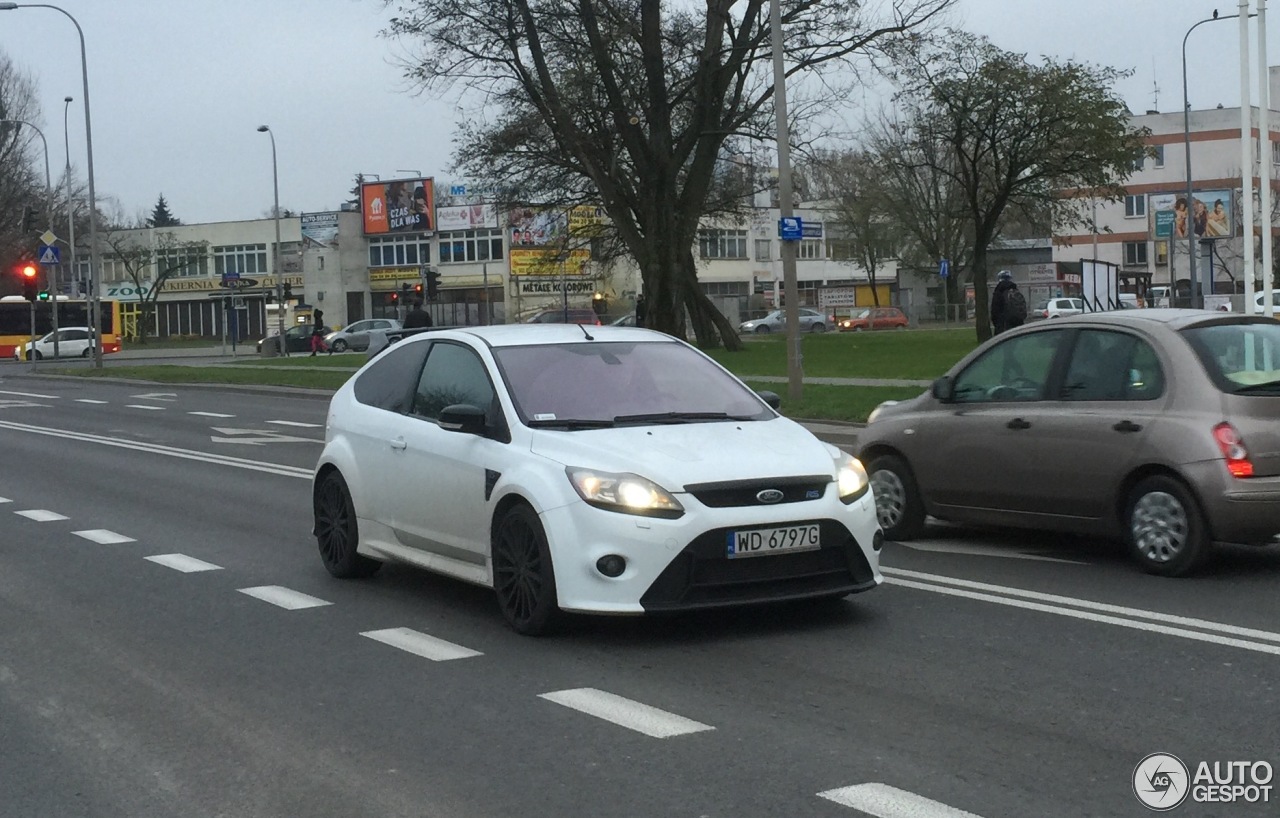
<box><xmin>771</xmin><ymin>0</ymin><xmax>802</xmax><ymax>403</ymax></box>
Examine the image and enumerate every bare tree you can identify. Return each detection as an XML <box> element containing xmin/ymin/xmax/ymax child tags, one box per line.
<box><xmin>385</xmin><ymin>0</ymin><xmax>952</xmax><ymax>348</ymax></box>
<box><xmin>0</xmin><ymin>51</ymin><xmax>45</xmax><ymax>284</ymax></box>
<box><xmin>99</xmin><ymin>226</ymin><xmax>209</xmax><ymax>343</ymax></box>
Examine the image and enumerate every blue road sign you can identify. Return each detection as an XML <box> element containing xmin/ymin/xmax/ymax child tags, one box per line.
<box><xmin>37</xmin><ymin>244</ymin><xmax>60</xmax><ymax>265</ymax></box>
<box><xmin>778</xmin><ymin>217</ymin><xmax>803</xmax><ymax>241</ymax></box>
<box><xmin>939</xmin><ymin>258</ymin><xmax>950</xmax><ymax>279</ymax></box>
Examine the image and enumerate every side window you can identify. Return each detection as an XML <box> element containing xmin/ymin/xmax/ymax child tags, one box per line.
<box><xmin>353</xmin><ymin>340</ymin><xmax>431</xmax><ymax>413</ymax></box>
<box><xmin>1062</xmin><ymin>330</ymin><xmax>1164</xmax><ymax>401</ymax></box>
<box><xmin>374</xmin><ymin>321</ymin><xmax>392</xmax><ymax>329</ymax></box>
<box><xmin>66</xmin><ymin>330</ymin><xmax>87</xmax><ymax>341</ymax></box>
<box><xmin>413</xmin><ymin>343</ymin><xmax>496</xmax><ymax>422</ymax></box>
<box><xmin>953</xmin><ymin>330</ymin><xmax>1065</xmax><ymax>403</ymax></box>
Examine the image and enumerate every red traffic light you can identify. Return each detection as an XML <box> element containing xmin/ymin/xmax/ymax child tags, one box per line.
<box><xmin>21</xmin><ymin>264</ymin><xmax>37</xmax><ymax>279</ymax></box>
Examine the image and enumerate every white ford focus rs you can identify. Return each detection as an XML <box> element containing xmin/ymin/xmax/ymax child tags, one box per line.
<box><xmin>312</xmin><ymin>324</ymin><xmax>883</xmax><ymax>635</ymax></box>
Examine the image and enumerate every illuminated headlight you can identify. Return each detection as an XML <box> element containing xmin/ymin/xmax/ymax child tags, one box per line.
<box><xmin>866</xmin><ymin>400</ymin><xmax>899</xmax><ymax>424</ymax></box>
<box><xmin>566</xmin><ymin>467</ymin><xmax>685</xmax><ymax>519</ymax></box>
<box><xmin>835</xmin><ymin>452</ymin><xmax>869</xmax><ymax>504</ymax></box>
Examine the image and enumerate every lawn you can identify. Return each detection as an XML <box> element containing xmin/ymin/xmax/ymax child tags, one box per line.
<box><xmin>743</xmin><ymin>381</ymin><xmax>924</xmax><ymax>423</ymax></box>
<box><xmin>58</xmin><ymin>365</ymin><xmax>354</xmax><ymax>390</ymax></box>
<box><xmin>232</xmin><ymin>354</ymin><xmax>366</xmax><ymax>368</ymax></box>
<box><xmin>706</xmin><ymin>328</ymin><xmax>977</xmax><ymax>380</ymax></box>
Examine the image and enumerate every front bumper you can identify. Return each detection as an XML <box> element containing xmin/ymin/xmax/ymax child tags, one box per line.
<box><xmin>538</xmin><ymin>490</ymin><xmax>882</xmax><ymax>614</ymax></box>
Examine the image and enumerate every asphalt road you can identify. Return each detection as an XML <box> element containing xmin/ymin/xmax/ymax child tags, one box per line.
<box><xmin>1</xmin><ymin>374</ymin><xmax>1278</xmax><ymax>818</ymax></box>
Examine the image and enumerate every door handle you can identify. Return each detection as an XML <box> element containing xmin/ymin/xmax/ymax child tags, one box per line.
<box><xmin>389</xmin><ymin>437</ymin><xmax>407</xmax><ymax>451</ymax></box>
<box><xmin>1006</xmin><ymin>418</ymin><xmax>1031</xmax><ymax>430</ymax></box>
<box><xmin>1112</xmin><ymin>420</ymin><xmax>1143</xmax><ymax>433</ymax></box>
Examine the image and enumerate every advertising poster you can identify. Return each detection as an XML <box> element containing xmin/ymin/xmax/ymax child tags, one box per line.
<box><xmin>362</xmin><ymin>178</ymin><xmax>435</xmax><ymax>235</ymax></box>
<box><xmin>301</xmin><ymin>212</ymin><xmax>340</xmax><ymax>247</ymax></box>
<box><xmin>1151</xmin><ymin>190</ymin><xmax>1233</xmax><ymax>240</ymax></box>
<box><xmin>436</xmin><ymin>204</ymin><xmax>499</xmax><ymax>232</ymax></box>
<box><xmin>508</xmin><ymin>248</ymin><xmax>591</xmax><ymax>276</ymax></box>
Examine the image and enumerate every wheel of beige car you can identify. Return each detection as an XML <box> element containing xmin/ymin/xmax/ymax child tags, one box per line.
<box><xmin>1124</xmin><ymin>475</ymin><xmax>1211</xmax><ymax>577</ymax></box>
<box><xmin>867</xmin><ymin>453</ymin><xmax>926</xmax><ymax>541</ymax></box>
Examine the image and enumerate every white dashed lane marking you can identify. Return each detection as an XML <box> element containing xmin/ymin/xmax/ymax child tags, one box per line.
<box><xmin>0</xmin><ymin>497</ymin><xmax>10</xmax><ymax>504</ymax></box>
<box><xmin>132</xmin><ymin>393</ymin><xmax>177</xmax><ymax>401</ymax></box>
<box><xmin>0</xmin><ymin>390</ymin><xmax>60</xmax><ymax>399</ymax></box>
<box><xmin>188</xmin><ymin>411</ymin><xmax>235</xmax><ymax>418</ymax></box>
<box><xmin>361</xmin><ymin>628</ymin><xmax>482</xmax><ymax>662</ymax></box>
<box><xmin>72</xmin><ymin>529</ymin><xmax>136</xmax><ymax>545</ymax></box>
<box><xmin>75</xmin><ymin>399</ymin><xmax>109</xmax><ymax>404</ymax></box>
<box><xmin>817</xmin><ymin>783</ymin><xmax>984</xmax><ymax>817</ymax></box>
<box><xmin>266</xmin><ymin>420</ymin><xmax>323</xmax><ymax>428</ymax></box>
<box><xmin>14</xmin><ymin>509</ymin><xmax>69</xmax><ymax>522</ymax></box>
<box><xmin>237</xmin><ymin>585</ymin><xmax>332</xmax><ymax>610</ymax></box>
<box><xmin>538</xmin><ymin>688</ymin><xmax>714</xmax><ymax>738</ymax></box>
<box><xmin>145</xmin><ymin>554</ymin><xmax>223</xmax><ymax>573</ymax></box>
<box><xmin>126</xmin><ymin>405</ymin><xmax>166</xmax><ymax>411</ymax></box>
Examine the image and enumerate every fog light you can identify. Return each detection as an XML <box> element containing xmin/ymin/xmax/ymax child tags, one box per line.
<box><xmin>872</xmin><ymin>530</ymin><xmax>884</xmax><ymax>552</ymax></box>
<box><xmin>596</xmin><ymin>554</ymin><xmax>626</xmax><ymax>577</ymax></box>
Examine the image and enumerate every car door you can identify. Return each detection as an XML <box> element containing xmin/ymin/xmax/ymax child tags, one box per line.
<box><xmin>388</xmin><ymin>341</ymin><xmax>507</xmax><ymax>563</ymax></box>
<box><xmin>343</xmin><ymin>320</ymin><xmax>374</xmax><ymax>350</ymax></box>
<box><xmin>1013</xmin><ymin>329</ymin><xmax>1166</xmax><ymax>520</ymax></box>
<box><xmin>60</xmin><ymin>329</ymin><xmax>89</xmax><ymax>357</ymax></box>
<box><xmin>909</xmin><ymin>328</ymin><xmax>1069</xmax><ymax>512</ymax></box>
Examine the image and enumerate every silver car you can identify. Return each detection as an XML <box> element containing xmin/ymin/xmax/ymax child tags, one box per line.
<box><xmin>738</xmin><ymin>308</ymin><xmax>832</xmax><ymax>334</ymax></box>
<box><xmin>325</xmin><ymin>318</ymin><xmax>402</xmax><ymax>352</ymax></box>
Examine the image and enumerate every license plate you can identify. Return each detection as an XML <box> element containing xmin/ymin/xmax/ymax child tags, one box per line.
<box><xmin>726</xmin><ymin>524</ymin><xmax>821</xmax><ymax>559</ymax></box>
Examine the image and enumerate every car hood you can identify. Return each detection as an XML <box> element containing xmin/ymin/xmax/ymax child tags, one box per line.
<box><xmin>529</xmin><ymin>417</ymin><xmax>838</xmax><ymax>489</ymax></box>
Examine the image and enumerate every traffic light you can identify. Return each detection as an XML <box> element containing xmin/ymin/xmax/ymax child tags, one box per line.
<box><xmin>19</xmin><ymin>264</ymin><xmax>38</xmax><ymax>301</ymax></box>
<box><xmin>21</xmin><ymin>206</ymin><xmax>35</xmax><ymax>233</ymax></box>
<box><xmin>37</xmin><ymin>290</ymin><xmax>50</xmax><ymax>301</ymax></box>
<box><xmin>426</xmin><ymin>268</ymin><xmax>441</xmax><ymax>300</ymax></box>
<box><xmin>414</xmin><ymin>283</ymin><xmax>423</xmax><ymax>297</ymax></box>
<box><xmin>389</xmin><ymin>291</ymin><xmax>399</xmax><ymax>303</ymax></box>
<box><xmin>283</xmin><ymin>283</ymin><xmax>293</xmax><ymax>301</ymax></box>
<box><xmin>400</xmin><ymin>282</ymin><xmax>411</xmax><ymax>300</ymax></box>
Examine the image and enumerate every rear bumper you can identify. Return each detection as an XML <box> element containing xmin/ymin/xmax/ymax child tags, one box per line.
<box><xmin>1188</xmin><ymin>463</ymin><xmax>1280</xmax><ymax>546</ymax></box>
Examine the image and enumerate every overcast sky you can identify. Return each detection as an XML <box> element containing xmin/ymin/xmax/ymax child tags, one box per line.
<box><xmin>1</xmin><ymin>1</ymin><xmax>1276</xmax><ymax>226</ymax></box>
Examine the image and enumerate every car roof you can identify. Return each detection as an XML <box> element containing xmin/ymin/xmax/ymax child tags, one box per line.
<box><xmin>1051</xmin><ymin>308</ymin><xmax>1273</xmax><ymax>330</ymax></box>
<box><xmin>422</xmin><ymin>324</ymin><xmax>679</xmax><ymax>349</ymax></box>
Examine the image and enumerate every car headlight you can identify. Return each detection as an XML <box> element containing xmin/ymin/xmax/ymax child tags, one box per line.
<box><xmin>866</xmin><ymin>400</ymin><xmax>899</xmax><ymax>424</ymax></box>
<box><xmin>566</xmin><ymin>467</ymin><xmax>685</xmax><ymax>519</ymax></box>
<box><xmin>834</xmin><ymin>452</ymin><xmax>869</xmax><ymax>504</ymax></box>
<box><xmin>740</xmin><ymin>322</ymin><xmax>755</xmax><ymax>329</ymax></box>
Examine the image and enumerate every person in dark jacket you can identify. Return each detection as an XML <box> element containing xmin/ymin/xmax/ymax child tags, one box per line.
<box><xmin>990</xmin><ymin>270</ymin><xmax>1021</xmax><ymax>335</ymax></box>
<box><xmin>309</xmin><ymin>309</ymin><xmax>330</xmax><ymax>355</ymax></box>
<box><xmin>403</xmin><ymin>299</ymin><xmax>433</xmax><ymax>329</ymax></box>
<box><xmin>634</xmin><ymin>294</ymin><xmax>647</xmax><ymax>328</ymax></box>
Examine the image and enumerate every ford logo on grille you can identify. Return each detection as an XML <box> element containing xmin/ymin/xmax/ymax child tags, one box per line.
<box><xmin>756</xmin><ymin>489</ymin><xmax>785</xmax><ymax>504</ymax></box>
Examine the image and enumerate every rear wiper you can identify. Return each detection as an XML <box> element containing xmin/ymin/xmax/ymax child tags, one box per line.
<box><xmin>1233</xmin><ymin>379</ymin><xmax>1280</xmax><ymax>394</ymax></box>
<box><xmin>525</xmin><ymin>418</ymin><xmax>616</xmax><ymax>429</ymax></box>
<box><xmin>612</xmin><ymin>411</ymin><xmax>756</xmax><ymax>424</ymax></box>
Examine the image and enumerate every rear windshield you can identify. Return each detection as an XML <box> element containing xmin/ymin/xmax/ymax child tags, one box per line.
<box><xmin>1183</xmin><ymin>322</ymin><xmax>1280</xmax><ymax>395</ymax></box>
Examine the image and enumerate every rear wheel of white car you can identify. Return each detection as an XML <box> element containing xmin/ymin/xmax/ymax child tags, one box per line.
<box><xmin>867</xmin><ymin>453</ymin><xmax>926</xmax><ymax>541</ymax></box>
<box><xmin>331</xmin><ymin>339</ymin><xmax>348</xmax><ymax>352</ymax></box>
<box><xmin>30</xmin><ymin>350</ymin><xmax>43</xmax><ymax>360</ymax></box>
<box><xmin>81</xmin><ymin>347</ymin><xmax>92</xmax><ymax>358</ymax></box>
<box><xmin>314</xmin><ymin>471</ymin><xmax>381</xmax><ymax>579</ymax></box>
<box><xmin>1125</xmin><ymin>476</ymin><xmax>1211</xmax><ymax>577</ymax></box>
<box><xmin>492</xmin><ymin>503</ymin><xmax>560</xmax><ymax>636</ymax></box>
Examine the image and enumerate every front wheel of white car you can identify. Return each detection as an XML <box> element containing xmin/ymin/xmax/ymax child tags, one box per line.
<box><xmin>492</xmin><ymin>503</ymin><xmax>561</xmax><ymax>636</ymax></box>
<box><xmin>314</xmin><ymin>471</ymin><xmax>381</xmax><ymax>579</ymax></box>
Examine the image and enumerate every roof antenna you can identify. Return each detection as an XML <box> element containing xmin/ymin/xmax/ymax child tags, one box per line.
<box><xmin>577</xmin><ymin>322</ymin><xmax>595</xmax><ymax>341</ymax></box>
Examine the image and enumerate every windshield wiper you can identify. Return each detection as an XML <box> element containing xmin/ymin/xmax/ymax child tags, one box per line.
<box><xmin>525</xmin><ymin>418</ymin><xmax>616</xmax><ymax>429</ymax></box>
<box><xmin>612</xmin><ymin>411</ymin><xmax>757</xmax><ymax>425</ymax></box>
<box><xmin>1233</xmin><ymin>379</ymin><xmax>1280</xmax><ymax>394</ymax></box>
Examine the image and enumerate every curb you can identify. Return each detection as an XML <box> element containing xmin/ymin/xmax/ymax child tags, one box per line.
<box><xmin>1</xmin><ymin>371</ymin><xmax>337</xmax><ymax>401</ymax></box>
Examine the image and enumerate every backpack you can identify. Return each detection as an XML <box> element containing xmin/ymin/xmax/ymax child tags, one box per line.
<box><xmin>1004</xmin><ymin>288</ymin><xmax>1028</xmax><ymax>324</ymax></box>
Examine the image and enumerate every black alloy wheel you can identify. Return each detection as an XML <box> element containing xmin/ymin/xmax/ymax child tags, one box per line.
<box><xmin>314</xmin><ymin>471</ymin><xmax>381</xmax><ymax>578</ymax></box>
<box><xmin>492</xmin><ymin>504</ymin><xmax>560</xmax><ymax>636</ymax></box>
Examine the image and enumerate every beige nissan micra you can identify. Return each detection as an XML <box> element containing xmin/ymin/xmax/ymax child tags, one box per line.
<box><xmin>859</xmin><ymin>310</ymin><xmax>1280</xmax><ymax>576</ymax></box>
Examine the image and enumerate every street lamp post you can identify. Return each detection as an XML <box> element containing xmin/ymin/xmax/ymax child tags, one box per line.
<box><xmin>257</xmin><ymin>125</ymin><xmax>287</xmax><ymax>355</ymax></box>
<box><xmin>0</xmin><ymin>2</ymin><xmax>104</xmax><ymax>367</ymax></box>
<box><xmin>3</xmin><ymin>117</ymin><xmax>59</xmax><ymax>358</ymax></box>
<box><xmin>63</xmin><ymin>96</ymin><xmax>78</xmax><ymax>306</ymax></box>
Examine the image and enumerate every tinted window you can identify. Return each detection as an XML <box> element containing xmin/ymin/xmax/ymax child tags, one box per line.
<box><xmin>412</xmin><ymin>343</ymin><xmax>496</xmax><ymax>421</ymax></box>
<box><xmin>1184</xmin><ymin>322</ymin><xmax>1280</xmax><ymax>394</ymax></box>
<box><xmin>65</xmin><ymin>329</ymin><xmax>88</xmax><ymax>341</ymax></box>
<box><xmin>353</xmin><ymin>340</ymin><xmax>431</xmax><ymax>413</ymax></box>
<box><xmin>1061</xmin><ymin>330</ymin><xmax>1164</xmax><ymax>401</ymax></box>
<box><xmin>495</xmin><ymin>341</ymin><xmax>772</xmax><ymax>424</ymax></box>
<box><xmin>953</xmin><ymin>330</ymin><xmax>1065</xmax><ymax>403</ymax></box>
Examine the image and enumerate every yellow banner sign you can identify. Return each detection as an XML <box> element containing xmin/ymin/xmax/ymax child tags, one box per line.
<box><xmin>509</xmin><ymin>248</ymin><xmax>590</xmax><ymax>276</ymax></box>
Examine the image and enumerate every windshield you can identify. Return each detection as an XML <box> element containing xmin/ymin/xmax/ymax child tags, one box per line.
<box><xmin>1183</xmin><ymin>322</ymin><xmax>1280</xmax><ymax>394</ymax></box>
<box><xmin>494</xmin><ymin>341</ymin><xmax>774</xmax><ymax>426</ymax></box>
<box><xmin>854</xmin><ymin>309</ymin><xmax>871</xmax><ymax>318</ymax></box>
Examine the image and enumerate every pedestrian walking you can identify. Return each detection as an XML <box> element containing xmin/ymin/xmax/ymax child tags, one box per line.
<box><xmin>404</xmin><ymin>299</ymin><xmax>433</xmax><ymax>329</ymax></box>
<box><xmin>990</xmin><ymin>271</ymin><xmax>1027</xmax><ymax>335</ymax></box>
<box><xmin>634</xmin><ymin>294</ymin><xmax>647</xmax><ymax>328</ymax></box>
<box><xmin>310</xmin><ymin>308</ymin><xmax>330</xmax><ymax>356</ymax></box>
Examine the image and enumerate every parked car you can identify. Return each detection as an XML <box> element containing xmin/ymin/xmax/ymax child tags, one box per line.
<box><xmin>1032</xmin><ymin>297</ymin><xmax>1084</xmax><ymax>320</ymax></box>
<box><xmin>525</xmin><ymin>307</ymin><xmax>602</xmax><ymax>325</ymax></box>
<box><xmin>257</xmin><ymin>324</ymin><xmax>332</xmax><ymax>354</ymax></box>
<box><xmin>325</xmin><ymin>318</ymin><xmax>402</xmax><ymax>352</ymax></box>
<box><xmin>311</xmin><ymin>324</ymin><xmax>882</xmax><ymax>634</ymax></box>
<box><xmin>610</xmin><ymin>313</ymin><xmax>637</xmax><ymax>327</ymax></box>
<box><xmin>12</xmin><ymin>327</ymin><xmax>98</xmax><ymax>360</ymax></box>
<box><xmin>858</xmin><ymin>310</ymin><xmax>1280</xmax><ymax>577</ymax></box>
<box><xmin>738</xmin><ymin>308</ymin><xmax>833</xmax><ymax>334</ymax></box>
<box><xmin>839</xmin><ymin>307</ymin><xmax>908</xmax><ymax>332</ymax></box>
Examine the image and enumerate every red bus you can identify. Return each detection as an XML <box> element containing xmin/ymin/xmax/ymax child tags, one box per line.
<box><xmin>0</xmin><ymin>296</ymin><xmax>123</xmax><ymax>359</ymax></box>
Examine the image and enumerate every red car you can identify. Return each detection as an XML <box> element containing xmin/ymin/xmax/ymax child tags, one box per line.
<box><xmin>839</xmin><ymin>307</ymin><xmax>908</xmax><ymax>331</ymax></box>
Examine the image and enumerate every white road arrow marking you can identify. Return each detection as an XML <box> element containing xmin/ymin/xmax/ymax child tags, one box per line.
<box><xmin>892</xmin><ymin>541</ymin><xmax>1087</xmax><ymax>564</ymax></box>
<box><xmin>0</xmin><ymin>390</ymin><xmax>60</xmax><ymax>399</ymax></box>
<box><xmin>0</xmin><ymin>400</ymin><xmax>48</xmax><ymax>410</ymax></box>
<box><xmin>209</xmin><ymin>427</ymin><xmax>319</xmax><ymax>446</ymax></box>
<box><xmin>132</xmin><ymin>392</ymin><xmax>178</xmax><ymax>401</ymax></box>
<box><xmin>266</xmin><ymin>419</ymin><xmax>323</xmax><ymax>428</ymax></box>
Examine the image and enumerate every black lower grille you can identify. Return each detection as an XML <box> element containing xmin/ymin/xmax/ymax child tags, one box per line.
<box><xmin>684</xmin><ymin>475</ymin><xmax>830</xmax><ymax>508</ymax></box>
<box><xmin>639</xmin><ymin>519</ymin><xmax>876</xmax><ymax>611</ymax></box>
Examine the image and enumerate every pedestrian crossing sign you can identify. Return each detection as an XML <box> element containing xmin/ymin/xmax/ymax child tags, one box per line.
<box><xmin>37</xmin><ymin>244</ymin><xmax>61</xmax><ymax>265</ymax></box>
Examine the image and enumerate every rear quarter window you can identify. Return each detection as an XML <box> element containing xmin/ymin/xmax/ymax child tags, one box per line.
<box><xmin>353</xmin><ymin>340</ymin><xmax>432</xmax><ymax>412</ymax></box>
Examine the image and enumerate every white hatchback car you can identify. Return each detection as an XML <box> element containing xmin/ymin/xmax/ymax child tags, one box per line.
<box><xmin>312</xmin><ymin>325</ymin><xmax>882</xmax><ymax>634</ymax></box>
<box><xmin>13</xmin><ymin>327</ymin><xmax>96</xmax><ymax>360</ymax></box>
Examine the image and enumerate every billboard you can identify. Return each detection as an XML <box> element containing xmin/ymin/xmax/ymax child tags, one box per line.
<box><xmin>509</xmin><ymin>204</ymin><xmax>607</xmax><ymax>247</ymax></box>
<box><xmin>436</xmin><ymin>204</ymin><xmax>498</xmax><ymax>232</ymax></box>
<box><xmin>301</xmin><ymin>212</ymin><xmax>340</xmax><ymax>247</ymax></box>
<box><xmin>361</xmin><ymin>178</ymin><xmax>434</xmax><ymax>235</ymax></box>
<box><xmin>1151</xmin><ymin>190</ymin><xmax>1233</xmax><ymax>240</ymax></box>
<box><xmin>509</xmin><ymin>248</ymin><xmax>591</xmax><ymax>276</ymax></box>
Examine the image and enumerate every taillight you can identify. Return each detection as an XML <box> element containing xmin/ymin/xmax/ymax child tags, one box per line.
<box><xmin>1213</xmin><ymin>422</ymin><xmax>1254</xmax><ymax>477</ymax></box>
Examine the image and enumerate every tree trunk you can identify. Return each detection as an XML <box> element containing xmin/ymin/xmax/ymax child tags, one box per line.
<box><xmin>972</xmin><ymin>245</ymin><xmax>991</xmax><ymax>343</ymax></box>
<box><xmin>678</xmin><ymin>251</ymin><xmax>743</xmax><ymax>351</ymax></box>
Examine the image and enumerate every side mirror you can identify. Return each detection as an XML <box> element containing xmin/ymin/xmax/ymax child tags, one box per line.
<box><xmin>931</xmin><ymin>376</ymin><xmax>954</xmax><ymax>402</ymax></box>
<box><xmin>756</xmin><ymin>390</ymin><xmax>782</xmax><ymax>410</ymax></box>
<box><xmin>438</xmin><ymin>404</ymin><xmax>487</xmax><ymax>435</ymax></box>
